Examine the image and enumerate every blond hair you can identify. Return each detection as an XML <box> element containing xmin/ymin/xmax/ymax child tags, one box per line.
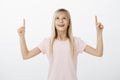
<box><xmin>49</xmin><ymin>8</ymin><xmax>75</xmax><ymax>58</ymax></box>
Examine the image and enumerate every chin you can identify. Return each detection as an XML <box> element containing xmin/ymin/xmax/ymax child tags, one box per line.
<box><xmin>58</xmin><ymin>29</ymin><xmax>66</xmax><ymax>32</ymax></box>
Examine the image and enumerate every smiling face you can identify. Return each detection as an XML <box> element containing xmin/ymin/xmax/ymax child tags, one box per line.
<box><xmin>50</xmin><ymin>9</ymin><xmax>74</xmax><ymax>57</ymax></box>
<box><xmin>54</xmin><ymin>11</ymin><xmax>70</xmax><ymax>32</ymax></box>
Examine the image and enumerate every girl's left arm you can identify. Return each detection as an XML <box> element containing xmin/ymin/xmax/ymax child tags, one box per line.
<box><xmin>84</xmin><ymin>16</ymin><xmax>104</xmax><ymax>57</ymax></box>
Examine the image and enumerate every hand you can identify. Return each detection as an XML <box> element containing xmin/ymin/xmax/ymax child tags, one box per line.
<box><xmin>17</xmin><ymin>19</ymin><xmax>26</xmax><ymax>37</ymax></box>
<box><xmin>95</xmin><ymin>16</ymin><xmax>104</xmax><ymax>32</ymax></box>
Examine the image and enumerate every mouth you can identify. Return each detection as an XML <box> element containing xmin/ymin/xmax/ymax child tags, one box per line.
<box><xmin>57</xmin><ymin>24</ymin><xmax>65</xmax><ymax>27</ymax></box>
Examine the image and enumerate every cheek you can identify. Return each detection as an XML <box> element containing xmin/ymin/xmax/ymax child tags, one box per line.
<box><xmin>55</xmin><ymin>20</ymin><xmax>58</xmax><ymax>25</ymax></box>
<box><xmin>54</xmin><ymin>22</ymin><xmax>58</xmax><ymax>29</ymax></box>
<box><xmin>65</xmin><ymin>21</ymin><xmax>69</xmax><ymax>27</ymax></box>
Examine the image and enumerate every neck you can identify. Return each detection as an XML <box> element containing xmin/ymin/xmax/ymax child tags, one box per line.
<box><xmin>56</xmin><ymin>31</ymin><xmax>68</xmax><ymax>41</ymax></box>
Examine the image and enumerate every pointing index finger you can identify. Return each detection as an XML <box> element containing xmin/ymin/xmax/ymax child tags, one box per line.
<box><xmin>95</xmin><ymin>16</ymin><xmax>98</xmax><ymax>25</ymax></box>
<box><xmin>23</xmin><ymin>18</ymin><xmax>25</xmax><ymax>27</ymax></box>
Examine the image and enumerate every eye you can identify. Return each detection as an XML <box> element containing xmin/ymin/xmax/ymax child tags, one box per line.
<box><xmin>56</xmin><ymin>17</ymin><xmax>59</xmax><ymax>19</ymax></box>
<box><xmin>63</xmin><ymin>17</ymin><xmax>66</xmax><ymax>19</ymax></box>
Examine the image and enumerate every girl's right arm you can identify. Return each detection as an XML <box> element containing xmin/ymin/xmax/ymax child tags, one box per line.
<box><xmin>17</xmin><ymin>19</ymin><xmax>41</xmax><ymax>60</ymax></box>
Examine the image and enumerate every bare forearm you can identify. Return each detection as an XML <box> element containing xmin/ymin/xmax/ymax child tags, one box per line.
<box><xmin>19</xmin><ymin>36</ymin><xmax>29</xmax><ymax>59</ymax></box>
<box><xmin>96</xmin><ymin>31</ymin><xmax>103</xmax><ymax>56</ymax></box>
<box><xmin>18</xmin><ymin>19</ymin><xmax>41</xmax><ymax>60</ymax></box>
<box><xmin>84</xmin><ymin>16</ymin><xmax>104</xmax><ymax>57</ymax></box>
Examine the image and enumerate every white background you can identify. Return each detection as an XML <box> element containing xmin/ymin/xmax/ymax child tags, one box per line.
<box><xmin>0</xmin><ymin>0</ymin><xmax>120</xmax><ymax>80</ymax></box>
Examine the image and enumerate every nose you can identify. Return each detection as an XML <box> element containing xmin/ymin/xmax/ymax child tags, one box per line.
<box><xmin>59</xmin><ymin>19</ymin><xmax>63</xmax><ymax>23</ymax></box>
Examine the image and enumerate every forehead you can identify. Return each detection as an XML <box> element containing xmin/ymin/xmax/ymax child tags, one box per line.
<box><xmin>55</xmin><ymin>11</ymin><xmax>69</xmax><ymax>17</ymax></box>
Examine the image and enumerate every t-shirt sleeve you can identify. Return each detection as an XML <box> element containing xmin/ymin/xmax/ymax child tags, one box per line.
<box><xmin>37</xmin><ymin>38</ymin><xmax>49</xmax><ymax>54</ymax></box>
<box><xmin>75</xmin><ymin>37</ymin><xmax>87</xmax><ymax>54</ymax></box>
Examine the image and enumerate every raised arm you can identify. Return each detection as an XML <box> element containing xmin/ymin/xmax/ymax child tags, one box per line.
<box><xmin>84</xmin><ymin>16</ymin><xmax>104</xmax><ymax>57</ymax></box>
<box><xmin>17</xmin><ymin>19</ymin><xmax>41</xmax><ymax>60</ymax></box>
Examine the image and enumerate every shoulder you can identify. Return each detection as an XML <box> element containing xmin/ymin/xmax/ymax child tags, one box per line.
<box><xmin>73</xmin><ymin>36</ymin><xmax>87</xmax><ymax>53</ymax></box>
<box><xmin>73</xmin><ymin>36</ymin><xmax>82</xmax><ymax>42</ymax></box>
<box><xmin>39</xmin><ymin>37</ymin><xmax>50</xmax><ymax>45</ymax></box>
<box><xmin>73</xmin><ymin>36</ymin><xmax>86</xmax><ymax>44</ymax></box>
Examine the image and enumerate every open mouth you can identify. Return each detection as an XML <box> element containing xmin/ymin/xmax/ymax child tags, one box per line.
<box><xmin>58</xmin><ymin>24</ymin><xmax>65</xmax><ymax>27</ymax></box>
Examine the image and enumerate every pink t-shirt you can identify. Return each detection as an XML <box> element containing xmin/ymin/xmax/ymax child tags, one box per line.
<box><xmin>38</xmin><ymin>37</ymin><xmax>86</xmax><ymax>80</ymax></box>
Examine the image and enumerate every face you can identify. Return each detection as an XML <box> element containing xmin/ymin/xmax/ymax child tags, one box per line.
<box><xmin>54</xmin><ymin>11</ymin><xmax>69</xmax><ymax>32</ymax></box>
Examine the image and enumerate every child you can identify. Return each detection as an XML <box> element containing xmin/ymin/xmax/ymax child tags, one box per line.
<box><xmin>17</xmin><ymin>8</ymin><xmax>104</xmax><ymax>80</ymax></box>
